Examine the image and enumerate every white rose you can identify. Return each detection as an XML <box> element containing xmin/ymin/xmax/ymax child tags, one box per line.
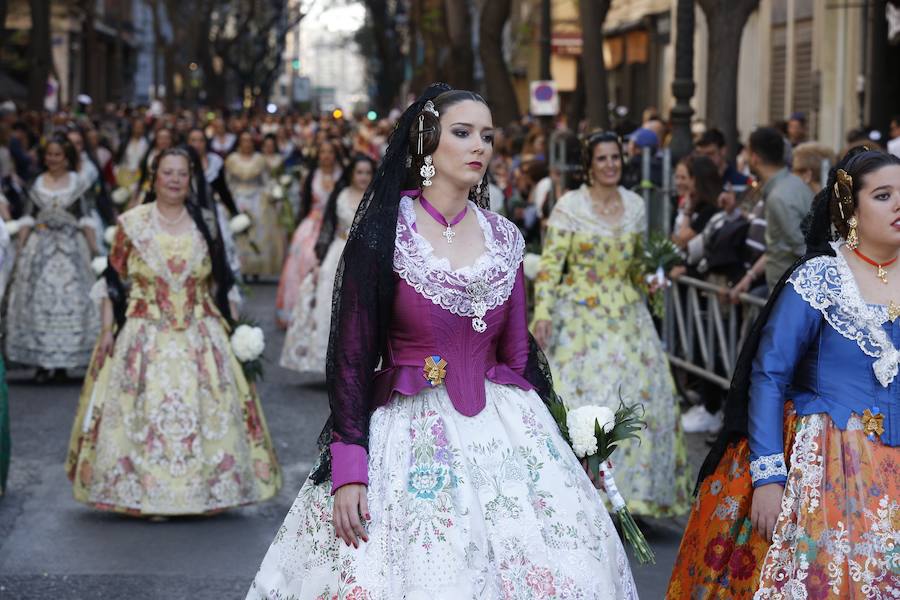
<box><xmin>566</xmin><ymin>405</ymin><xmax>616</xmax><ymax>458</ymax></box>
<box><xmin>104</xmin><ymin>226</ymin><xmax>117</xmax><ymax>246</ymax></box>
<box><xmin>523</xmin><ymin>253</ymin><xmax>541</xmax><ymax>280</ymax></box>
<box><xmin>229</xmin><ymin>214</ymin><xmax>252</xmax><ymax>234</ymax></box>
<box><xmin>91</xmin><ymin>256</ymin><xmax>108</xmax><ymax>276</ymax></box>
<box><xmin>231</xmin><ymin>324</ymin><xmax>265</xmax><ymax>362</ymax></box>
<box><xmin>270</xmin><ymin>185</ymin><xmax>285</xmax><ymax>200</ymax></box>
<box><xmin>278</xmin><ymin>174</ymin><xmax>292</xmax><ymax>187</ymax></box>
<box><xmin>111</xmin><ymin>187</ymin><xmax>131</xmax><ymax>205</ymax></box>
<box><xmin>4</xmin><ymin>219</ymin><xmax>21</xmax><ymax>237</ymax></box>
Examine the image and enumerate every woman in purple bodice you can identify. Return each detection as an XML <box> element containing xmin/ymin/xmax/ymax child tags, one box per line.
<box><xmin>246</xmin><ymin>85</ymin><xmax>637</xmax><ymax>600</ymax></box>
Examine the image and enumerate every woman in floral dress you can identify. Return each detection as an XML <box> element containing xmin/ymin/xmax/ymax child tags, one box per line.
<box><xmin>275</xmin><ymin>139</ymin><xmax>343</xmax><ymax>327</ymax></box>
<box><xmin>280</xmin><ymin>154</ymin><xmax>375</xmax><ymax>373</ymax></box>
<box><xmin>225</xmin><ymin>131</ymin><xmax>285</xmax><ymax>278</ymax></box>
<box><xmin>532</xmin><ymin>132</ymin><xmax>691</xmax><ymax>518</ymax></box>
<box><xmin>668</xmin><ymin>149</ymin><xmax>900</xmax><ymax>598</ymax></box>
<box><xmin>4</xmin><ymin>134</ymin><xmax>100</xmax><ymax>381</ymax></box>
<box><xmin>247</xmin><ymin>86</ymin><xmax>637</xmax><ymax>600</ymax></box>
<box><xmin>66</xmin><ymin>148</ymin><xmax>281</xmax><ymax>516</ymax></box>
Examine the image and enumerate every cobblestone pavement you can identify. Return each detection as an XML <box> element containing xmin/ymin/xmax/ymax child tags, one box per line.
<box><xmin>0</xmin><ymin>283</ymin><xmax>707</xmax><ymax>599</ymax></box>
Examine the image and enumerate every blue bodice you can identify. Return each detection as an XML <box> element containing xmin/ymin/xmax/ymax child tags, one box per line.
<box><xmin>749</xmin><ymin>247</ymin><xmax>900</xmax><ymax>487</ymax></box>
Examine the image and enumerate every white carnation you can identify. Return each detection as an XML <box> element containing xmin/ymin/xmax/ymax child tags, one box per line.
<box><xmin>4</xmin><ymin>219</ymin><xmax>21</xmax><ymax>236</ymax></box>
<box><xmin>566</xmin><ymin>405</ymin><xmax>616</xmax><ymax>458</ymax></box>
<box><xmin>270</xmin><ymin>184</ymin><xmax>285</xmax><ymax>200</ymax></box>
<box><xmin>523</xmin><ymin>252</ymin><xmax>542</xmax><ymax>280</ymax></box>
<box><xmin>231</xmin><ymin>324</ymin><xmax>265</xmax><ymax>362</ymax></box>
<box><xmin>104</xmin><ymin>226</ymin><xmax>117</xmax><ymax>245</ymax></box>
<box><xmin>91</xmin><ymin>256</ymin><xmax>108</xmax><ymax>276</ymax></box>
<box><xmin>111</xmin><ymin>187</ymin><xmax>131</xmax><ymax>205</ymax></box>
<box><xmin>278</xmin><ymin>174</ymin><xmax>292</xmax><ymax>187</ymax></box>
<box><xmin>229</xmin><ymin>214</ymin><xmax>252</xmax><ymax>234</ymax></box>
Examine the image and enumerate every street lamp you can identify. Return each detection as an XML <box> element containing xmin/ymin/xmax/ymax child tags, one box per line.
<box><xmin>670</xmin><ymin>0</ymin><xmax>695</xmax><ymax>163</ymax></box>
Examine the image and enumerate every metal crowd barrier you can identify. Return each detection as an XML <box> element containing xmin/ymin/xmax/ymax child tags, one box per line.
<box><xmin>662</xmin><ymin>275</ymin><xmax>767</xmax><ymax>389</ymax></box>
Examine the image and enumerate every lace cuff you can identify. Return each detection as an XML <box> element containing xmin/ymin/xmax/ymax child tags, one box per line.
<box><xmin>750</xmin><ymin>453</ymin><xmax>787</xmax><ymax>486</ymax></box>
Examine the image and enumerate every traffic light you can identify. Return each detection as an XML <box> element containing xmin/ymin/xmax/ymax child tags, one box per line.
<box><xmin>332</xmin><ymin>109</ymin><xmax>344</xmax><ymax>120</ymax></box>
<box><xmin>367</xmin><ymin>110</ymin><xmax>377</xmax><ymax>121</ymax></box>
<box><xmin>291</xmin><ymin>59</ymin><xmax>301</xmax><ymax>71</ymax></box>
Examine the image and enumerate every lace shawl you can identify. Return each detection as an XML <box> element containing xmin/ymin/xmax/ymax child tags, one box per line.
<box><xmin>788</xmin><ymin>242</ymin><xmax>897</xmax><ymax>387</ymax></box>
<box><xmin>394</xmin><ymin>196</ymin><xmax>524</xmax><ymax>317</ymax></box>
<box><xmin>547</xmin><ymin>184</ymin><xmax>645</xmax><ymax>236</ymax></box>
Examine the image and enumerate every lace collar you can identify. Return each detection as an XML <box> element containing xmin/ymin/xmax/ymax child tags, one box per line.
<box><xmin>119</xmin><ymin>204</ymin><xmax>206</xmax><ymax>291</ymax></box>
<box><xmin>394</xmin><ymin>195</ymin><xmax>524</xmax><ymax>318</ymax></box>
<box><xmin>547</xmin><ymin>185</ymin><xmax>645</xmax><ymax>236</ymax></box>
<box><xmin>788</xmin><ymin>241</ymin><xmax>898</xmax><ymax>386</ymax></box>
<box><xmin>31</xmin><ymin>171</ymin><xmax>88</xmax><ymax>210</ymax></box>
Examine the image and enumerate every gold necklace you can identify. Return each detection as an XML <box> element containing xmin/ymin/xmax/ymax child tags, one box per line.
<box><xmin>889</xmin><ymin>301</ymin><xmax>900</xmax><ymax>321</ymax></box>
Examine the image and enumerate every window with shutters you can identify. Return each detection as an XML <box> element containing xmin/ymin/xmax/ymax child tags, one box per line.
<box><xmin>792</xmin><ymin>19</ymin><xmax>814</xmax><ymax>117</ymax></box>
<box><xmin>769</xmin><ymin>24</ymin><xmax>787</xmax><ymax>121</ymax></box>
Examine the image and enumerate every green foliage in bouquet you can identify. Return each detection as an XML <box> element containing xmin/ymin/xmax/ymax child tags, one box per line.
<box><xmin>632</xmin><ymin>233</ymin><xmax>683</xmax><ymax>318</ymax></box>
<box><xmin>587</xmin><ymin>400</ymin><xmax>645</xmax><ymax>476</ymax></box>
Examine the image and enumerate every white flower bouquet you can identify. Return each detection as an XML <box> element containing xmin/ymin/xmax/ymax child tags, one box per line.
<box><xmin>278</xmin><ymin>174</ymin><xmax>293</xmax><ymax>187</ymax></box>
<box><xmin>549</xmin><ymin>399</ymin><xmax>655</xmax><ymax>564</ymax></box>
<box><xmin>231</xmin><ymin>321</ymin><xmax>265</xmax><ymax>382</ymax></box>
<box><xmin>91</xmin><ymin>256</ymin><xmax>108</xmax><ymax>277</ymax></box>
<box><xmin>111</xmin><ymin>187</ymin><xmax>131</xmax><ymax>206</ymax></box>
<box><xmin>103</xmin><ymin>226</ymin><xmax>117</xmax><ymax>246</ymax></box>
<box><xmin>4</xmin><ymin>219</ymin><xmax>22</xmax><ymax>237</ymax></box>
<box><xmin>270</xmin><ymin>184</ymin><xmax>285</xmax><ymax>201</ymax></box>
<box><xmin>229</xmin><ymin>213</ymin><xmax>252</xmax><ymax>235</ymax></box>
<box><xmin>523</xmin><ymin>252</ymin><xmax>542</xmax><ymax>281</ymax></box>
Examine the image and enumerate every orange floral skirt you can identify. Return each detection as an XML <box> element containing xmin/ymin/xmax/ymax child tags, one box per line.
<box><xmin>667</xmin><ymin>405</ymin><xmax>900</xmax><ymax>598</ymax></box>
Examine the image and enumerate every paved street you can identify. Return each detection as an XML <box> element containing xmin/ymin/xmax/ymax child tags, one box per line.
<box><xmin>0</xmin><ymin>283</ymin><xmax>704</xmax><ymax>599</ymax></box>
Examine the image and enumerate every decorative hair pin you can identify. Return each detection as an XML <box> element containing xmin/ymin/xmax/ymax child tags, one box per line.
<box><xmin>423</xmin><ymin>101</ymin><xmax>439</xmax><ymax>118</ymax></box>
<box><xmin>833</xmin><ymin>168</ymin><xmax>854</xmax><ymax>216</ymax></box>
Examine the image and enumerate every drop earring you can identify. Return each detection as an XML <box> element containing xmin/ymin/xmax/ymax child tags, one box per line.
<box><xmin>420</xmin><ymin>155</ymin><xmax>435</xmax><ymax>187</ymax></box>
<box><xmin>846</xmin><ymin>216</ymin><xmax>859</xmax><ymax>250</ymax></box>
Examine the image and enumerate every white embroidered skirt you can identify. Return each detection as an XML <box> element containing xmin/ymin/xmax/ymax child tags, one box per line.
<box><xmin>247</xmin><ymin>381</ymin><xmax>637</xmax><ymax>600</ymax></box>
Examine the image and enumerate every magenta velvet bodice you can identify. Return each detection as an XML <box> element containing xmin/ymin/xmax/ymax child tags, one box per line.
<box><xmin>329</xmin><ymin>196</ymin><xmax>531</xmax><ymax>491</ymax></box>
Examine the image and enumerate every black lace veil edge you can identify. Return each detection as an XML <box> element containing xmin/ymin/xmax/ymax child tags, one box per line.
<box><xmin>693</xmin><ymin>191</ymin><xmax>836</xmax><ymax>492</ymax></box>
<box><xmin>309</xmin><ymin>84</ymin><xmax>566</xmax><ymax>485</ymax></box>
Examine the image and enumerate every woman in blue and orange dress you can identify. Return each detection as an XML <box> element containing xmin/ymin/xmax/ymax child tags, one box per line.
<box><xmin>667</xmin><ymin>148</ymin><xmax>900</xmax><ymax>598</ymax></box>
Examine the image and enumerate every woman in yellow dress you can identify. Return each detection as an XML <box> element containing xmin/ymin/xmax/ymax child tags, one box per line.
<box><xmin>226</xmin><ymin>131</ymin><xmax>286</xmax><ymax>278</ymax></box>
<box><xmin>532</xmin><ymin>131</ymin><xmax>691</xmax><ymax>518</ymax></box>
<box><xmin>66</xmin><ymin>148</ymin><xmax>281</xmax><ymax>516</ymax></box>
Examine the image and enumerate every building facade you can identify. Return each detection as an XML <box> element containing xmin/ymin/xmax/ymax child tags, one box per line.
<box><xmin>516</xmin><ymin>0</ymin><xmax>900</xmax><ymax>149</ymax></box>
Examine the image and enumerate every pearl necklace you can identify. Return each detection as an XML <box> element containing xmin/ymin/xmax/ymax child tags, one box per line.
<box><xmin>154</xmin><ymin>204</ymin><xmax>188</xmax><ymax>227</ymax></box>
<box><xmin>591</xmin><ymin>192</ymin><xmax>621</xmax><ymax>216</ymax></box>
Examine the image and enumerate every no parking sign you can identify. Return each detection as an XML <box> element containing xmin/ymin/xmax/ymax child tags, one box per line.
<box><xmin>530</xmin><ymin>80</ymin><xmax>559</xmax><ymax>116</ymax></box>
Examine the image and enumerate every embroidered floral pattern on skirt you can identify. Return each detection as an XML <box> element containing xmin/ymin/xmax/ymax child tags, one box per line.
<box><xmin>247</xmin><ymin>381</ymin><xmax>637</xmax><ymax>600</ymax></box>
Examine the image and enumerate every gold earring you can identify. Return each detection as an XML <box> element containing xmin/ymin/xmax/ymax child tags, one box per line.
<box><xmin>846</xmin><ymin>216</ymin><xmax>859</xmax><ymax>250</ymax></box>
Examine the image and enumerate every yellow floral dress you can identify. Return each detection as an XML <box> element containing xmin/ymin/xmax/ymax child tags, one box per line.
<box><xmin>66</xmin><ymin>204</ymin><xmax>282</xmax><ymax>515</ymax></box>
<box><xmin>533</xmin><ymin>185</ymin><xmax>691</xmax><ymax>517</ymax></box>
